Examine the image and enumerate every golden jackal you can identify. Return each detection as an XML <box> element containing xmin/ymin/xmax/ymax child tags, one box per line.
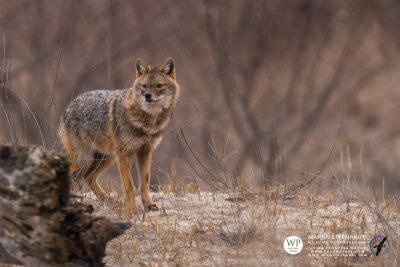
<box><xmin>59</xmin><ymin>58</ymin><xmax>179</xmax><ymax>214</ymax></box>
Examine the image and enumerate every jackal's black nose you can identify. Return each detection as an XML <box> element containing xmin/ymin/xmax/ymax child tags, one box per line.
<box><xmin>144</xmin><ymin>93</ymin><xmax>152</xmax><ymax>100</ymax></box>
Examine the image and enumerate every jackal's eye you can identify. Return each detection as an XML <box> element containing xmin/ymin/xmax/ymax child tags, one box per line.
<box><xmin>142</xmin><ymin>84</ymin><xmax>147</xmax><ymax>89</ymax></box>
<box><xmin>156</xmin><ymin>84</ymin><xmax>163</xmax><ymax>88</ymax></box>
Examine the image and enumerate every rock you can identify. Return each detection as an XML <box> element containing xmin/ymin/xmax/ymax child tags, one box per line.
<box><xmin>0</xmin><ymin>145</ymin><xmax>130</xmax><ymax>267</ymax></box>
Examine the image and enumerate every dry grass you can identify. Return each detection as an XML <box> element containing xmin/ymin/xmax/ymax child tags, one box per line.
<box><xmin>72</xmin><ymin>179</ymin><xmax>400</xmax><ymax>267</ymax></box>
<box><xmin>1</xmin><ymin>169</ymin><xmax>398</xmax><ymax>267</ymax></box>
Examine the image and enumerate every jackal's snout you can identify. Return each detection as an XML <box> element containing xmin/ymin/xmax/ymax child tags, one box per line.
<box><xmin>144</xmin><ymin>92</ymin><xmax>152</xmax><ymax>101</ymax></box>
<box><xmin>144</xmin><ymin>92</ymin><xmax>159</xmax><ymax>103</ymax></box>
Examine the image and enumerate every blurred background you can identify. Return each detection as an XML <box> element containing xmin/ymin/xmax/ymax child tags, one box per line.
<box><xmin>0</xmin><ymin>0</ymin><xmax>399</xmax><ymax>199</ymax></box>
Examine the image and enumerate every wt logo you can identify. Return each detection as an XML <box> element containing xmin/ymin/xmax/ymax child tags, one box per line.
<box><xmin>284</xmin><ymin>236</ymin><xmax>303</xmax><ymax>254</ymax></box>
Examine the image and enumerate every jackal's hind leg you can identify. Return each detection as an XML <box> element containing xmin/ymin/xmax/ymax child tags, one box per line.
<box><xmin>83</xmin><ymin>152</ymin><xmax>114</xmax><ymax>201</ymax></box>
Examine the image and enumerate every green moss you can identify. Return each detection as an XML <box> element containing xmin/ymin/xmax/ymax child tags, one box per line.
<box><xmin>46</xmin><ymin>232</ymin><xmax>69</xmax><ymax>262</ymax></box>
<box><xmin>49</xmin><ymin>153</ymin><xmax>71</xmax><ymax>194</ymax></box>
<box><xmin>46</xmin><ymin>211</ymin><xmax>69</xmax><ymax>262</ymax></box>
<box><xmin>49</xmin><ymin>211</ymin><xmax>66</xmax><ymax>228</ymax></box>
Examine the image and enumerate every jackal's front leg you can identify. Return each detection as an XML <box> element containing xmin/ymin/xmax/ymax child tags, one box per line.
<box><xmin>136</xmin><ymin>145</ymin><xmax>158</xmax><ymax>211</ymax></box>
<box><xmin>116</xmin><ymin>153</ymin><xmax>137</xmax><ymax>215</ymax></box>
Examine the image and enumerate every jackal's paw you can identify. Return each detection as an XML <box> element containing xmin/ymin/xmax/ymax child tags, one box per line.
<box><xmin>147</xmin><ymin>204</ymin><xmax>159</xmax><ymax>211</ymax></box>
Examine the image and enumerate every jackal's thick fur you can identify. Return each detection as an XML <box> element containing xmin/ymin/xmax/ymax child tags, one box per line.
<box><xmin>59</xmin><ymin>58</ymin><xmax>179</xmax><ymax>214</ymax></box>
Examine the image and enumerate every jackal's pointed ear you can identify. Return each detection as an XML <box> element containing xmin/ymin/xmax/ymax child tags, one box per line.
<box><xmin>136</xmin><ymin>59</ymin><xmax>147</xmax><ymax>78</ymax></box>
<box><xmin>160</xmin><ymin>57</ymin><xmax>175</xmax><ymax>80</ymax></box>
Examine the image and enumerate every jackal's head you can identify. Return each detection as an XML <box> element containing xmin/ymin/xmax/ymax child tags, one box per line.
<box><xmin>133</xmin><ymin>57</ymin><xmax>179</xmax><ymax>114</ymax></box>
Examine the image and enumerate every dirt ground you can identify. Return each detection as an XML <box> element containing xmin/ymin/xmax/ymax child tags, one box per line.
<box><xmin>80</xmin><ymin>188</ymin><xmax>399</xmax><ymax>267</ymax></box>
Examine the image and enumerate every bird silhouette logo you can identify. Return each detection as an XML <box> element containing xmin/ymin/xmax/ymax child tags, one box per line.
<box><xmin>370</xmin><ymin>236</ymin><xmax>390</xmax><ymax>256</ymax></box>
